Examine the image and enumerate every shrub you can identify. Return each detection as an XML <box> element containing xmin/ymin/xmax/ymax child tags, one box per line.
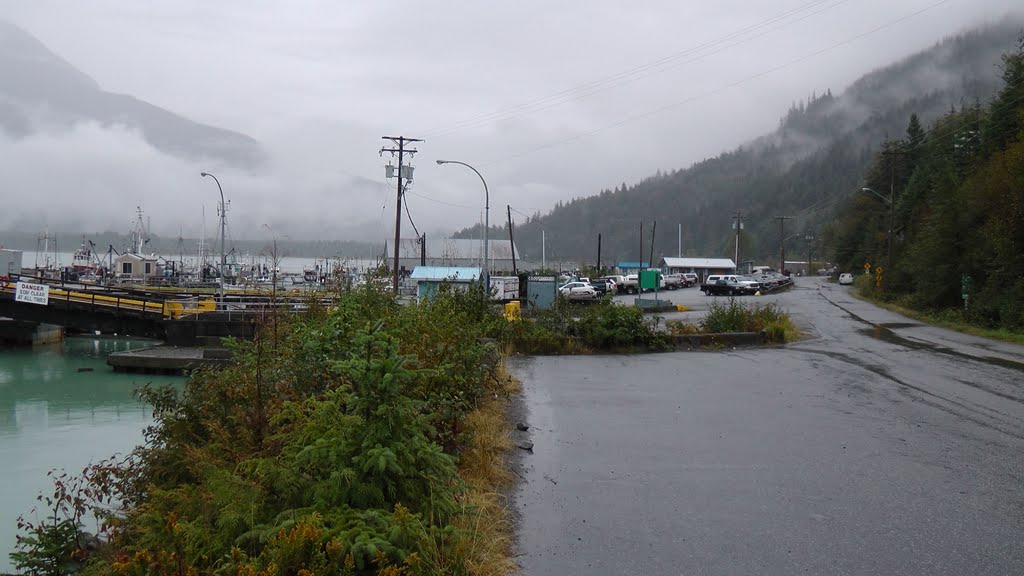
<box><xmin>700</xmin><ymin>299</ymin><xmax>798</xmax><ymax>343</ymax></box>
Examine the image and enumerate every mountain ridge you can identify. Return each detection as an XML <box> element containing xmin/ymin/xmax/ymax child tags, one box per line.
<box><xmin>0</xmin><ymin>19</ymin><xmax>265</xmax><ymax>169</ymax></box>
<box><xmin>456</xmin><ymin>20</ymin><xmax>1024</xmax><ymax>265</ymax></box>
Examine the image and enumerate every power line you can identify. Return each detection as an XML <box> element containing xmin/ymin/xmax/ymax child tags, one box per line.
<box><xmin>406</xmin><ymin>191</ymin><xmax>476</xmax><ymax>210</ymax></box>
<box><xmin>403</xmin><ymin>184</ymin><xmax>420</xmax><ymax>238</ymax></box>
<box><xmin>420</xmin><ymin>0</ymin><xmax>851</xmax><ymax>138</ymax></box>
<box><xmin>477</xmin><ymin>0</ymin><xmax>954</xmax><ymax>169</ymax></box>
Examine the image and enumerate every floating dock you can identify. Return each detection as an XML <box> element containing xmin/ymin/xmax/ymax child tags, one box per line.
<box><xmin>107</xmin><ymin>345</ymin><xmax>232</xmax><ymax>374</ymax></box>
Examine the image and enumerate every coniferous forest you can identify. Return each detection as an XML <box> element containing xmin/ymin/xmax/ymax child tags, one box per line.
<box><xmin>455</xmin><ymin>22</ymin><xmax>1023</xmax><ymax>276</ymax></box>
<box><xmin>828</xmin><ymin>38</ymin><xmax>1024</xmax><ymax>330</ymax></box>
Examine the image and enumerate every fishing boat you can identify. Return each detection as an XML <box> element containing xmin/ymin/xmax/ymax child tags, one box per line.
<box><xmin>71</xmin><ymin>237</ymin><xmax>103</xmax><ymax>274</ymax></box>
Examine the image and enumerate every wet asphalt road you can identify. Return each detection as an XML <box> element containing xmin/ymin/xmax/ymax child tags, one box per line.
<box><xmin>510</xmin><ymin>277</ymin><xmax>1024</xmax><ymax>575</ymax></box>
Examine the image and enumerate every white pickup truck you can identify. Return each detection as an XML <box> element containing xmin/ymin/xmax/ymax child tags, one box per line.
<box><xmin>663</xmin><ymin>273</ymin><xmax>684</xmax><ymax>289</ymax></box>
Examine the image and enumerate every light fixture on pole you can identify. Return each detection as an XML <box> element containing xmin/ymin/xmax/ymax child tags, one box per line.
<box><xmin>201</xmin><ymin>171</ymin><xmax>227</xmax><ymax>308</ymax></box>
<box><xmin>436</xmin><ymin>160</ymin><xmax>490</xmax><ymax>293</ymax></box>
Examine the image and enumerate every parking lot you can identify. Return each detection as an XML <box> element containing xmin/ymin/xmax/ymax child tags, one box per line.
<box><xmin>512</xmin><ymin>277</ymin><xmax>1024</xmax><ymax>575</ymax></box>
<box><xmin>608</xmin><ymin>279</ymin><xmax>798</xmax><ymax>324</ymax></box>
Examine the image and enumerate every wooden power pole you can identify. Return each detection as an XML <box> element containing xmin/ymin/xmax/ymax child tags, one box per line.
<box><xmin>380</xmin><ymin>136</ymin><xmax>422</xmax><ymax>293</ymax></box>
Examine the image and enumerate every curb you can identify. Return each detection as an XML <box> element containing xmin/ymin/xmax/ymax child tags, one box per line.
<box><xmin>671</xmin><ymin>331</ymin><xmax>766</xmax><ymax>349</ymax></box>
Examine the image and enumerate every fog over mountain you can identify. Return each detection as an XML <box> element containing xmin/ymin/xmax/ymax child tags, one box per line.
<box><xmin>473</xmin><ymin>20</ymin><xmax>1024</xmax><ymax>262</ymax></box>
<box><xmin>1</xmin><ymin>1</ymin><xmax>1021</xmax><ymax>245</ymax></box>
<box><xmin>0</xmin><ymin>19</ymin><xmax>389</xmax><ymax>241</ymax></box>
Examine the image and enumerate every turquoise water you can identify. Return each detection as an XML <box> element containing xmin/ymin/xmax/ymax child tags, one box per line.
<box><xmin>0</xmin><ymin>337</ymin><xmax>183</xmax><ymax>572</ymax></box>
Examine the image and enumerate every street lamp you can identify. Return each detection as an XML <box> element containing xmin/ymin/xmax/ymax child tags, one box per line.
<box><xmin>861</xmin><ymin>186</ymin><xmax>894</xmax><ymax>271</ymax></box>
<box><xmin>436</xmin><ymin>159</ymin><xmax>490</xmax><ymax>293</ymax></box>
<box><xmin>201</xmin><ymin>171</ymin><xmax>227</xmax><ymax>307</ymax></box>
<box><xmin>262</xmin><ymin>223</ymin><xmax>280</xmax><ymax>293</ymax></box>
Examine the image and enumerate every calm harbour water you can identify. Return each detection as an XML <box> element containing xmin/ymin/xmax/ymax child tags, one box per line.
<box><xmin>0</xmin><ymin>337</ymin><xmax>182</xmax><ymax>572</ymax></box>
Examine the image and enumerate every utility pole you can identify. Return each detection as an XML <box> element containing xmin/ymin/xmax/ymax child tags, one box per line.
<box><xmin>380</xmin><ymin>136</ymin><xmax>422</xmax><ymax>293</ymax></box>
<box><xmin>731</xmin><ymin>211</ymin><xmax>745</xmax><ymax>270</ymax></box>
<box><xmin>597</xmin><ymin>233</ymin><xmax>602</xmax><ymax>275</ymax></box>
<box><xmin>639</xmin><ymin>222</ymin><xmax>644</xmax><ymax>271</ymax></box>
<box><xmin>507</xmin><ymin>205</ymin><xmax>517</xmax><ymax>275</ymax></box>
<box><xmin>805</xmin><ymin>233</ymin><xmax>815</xmax><ymax>275</ymax></box>
<box><xmin>648</xmin><ymin>221</ymin><xmax>657</xmax><ymax>270</ymax></box>
<box><xmin>775</xmin><ymin>216</ymin><xmax>792</xmax><ymax>273</ymax></box>
<box><xmin>678</xmin><ymin>223</ymin><xmax>682</xmax><ymax>258</ymax></box>
<box><xmin>886</xmin><ymin>149</ymin><xmax>896</xmax><ymax>271</ymax></box>
<box><xmin>542</xmin><ymin>230</ymin><xmax>546</xmax><ymax>271</ymax></box>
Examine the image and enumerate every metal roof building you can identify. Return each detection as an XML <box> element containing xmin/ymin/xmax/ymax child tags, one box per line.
<box><xmin>409</xmin><ymin>266</ymin><xmax>482</xmax><ymax>301</ymax></box>
<box><xmin>616</xmin><ymin>261</ymin><xmax>652</xmax><ymax>272</ymax></box>
<box><xmin>660</xmin><ymin>257</ymin><xmax>736</xmax><ymax>280</ymax></box>
<box><xmin>409</xmin><ymin>266</ymin><xmax>482</xmax><ymax>281</ymax></box>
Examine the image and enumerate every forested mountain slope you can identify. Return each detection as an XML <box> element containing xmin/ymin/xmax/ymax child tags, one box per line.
<box><xmin>829</xmin><ymin>37</ymin><xmax>1024</xmax><ymax>330</ymax></box>
<box><xmin>456</xmin><ymin>22</ymin><xmax>1022</xmax><ymax>265</ymax></box>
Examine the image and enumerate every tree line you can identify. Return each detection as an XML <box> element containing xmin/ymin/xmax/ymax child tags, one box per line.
<box><xmin>453</xmin><ymin>22</ymin><xmax>1021</xmax><ymax>267</ymax></box>
<box><xmin>827</xmin><ymin>37</ymin><xmax>1024</xmax><ymax>330</ymax></box>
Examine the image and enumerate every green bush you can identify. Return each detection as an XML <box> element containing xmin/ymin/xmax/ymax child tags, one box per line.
<box><xmin>700</xmin><ymin>299</ymin><xmax>798</xmax><ymax>343</ymax></box>
<box><xmin>493</xmin><ymin>297</ymin><xmax>669</xmax><ymax>353</ymax></box>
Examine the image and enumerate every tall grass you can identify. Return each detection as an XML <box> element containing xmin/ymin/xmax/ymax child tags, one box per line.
<box><xmin>699</xmin><ymin>298</ymin><xmax>799</xmax><ymax>343</ymax></box>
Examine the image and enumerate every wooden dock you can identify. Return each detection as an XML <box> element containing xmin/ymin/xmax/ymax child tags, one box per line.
<box><xmin>107</xmin><ymin>345</ymin><xmax>232</xmax><ymax>374</ymax></box>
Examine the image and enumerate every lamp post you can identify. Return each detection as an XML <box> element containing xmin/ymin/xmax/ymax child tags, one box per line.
<box><xmin>861</xmin><ymin>186</ymin><xmax>893</xmax><ymax>270</ymax></box>
<box><xmin>262</xmin><ymin>223</ymin><xmax>280</xmax><ymax>294</ymax></box>
<box><xmin>436</xmin><ymin>160</ymin><xmax>489</xmax><ymax>292</ymax></box>
<box><xmin>201</xmin><ymin>172</ymin><xmax>227</xmax><ymax>307</ymax></box>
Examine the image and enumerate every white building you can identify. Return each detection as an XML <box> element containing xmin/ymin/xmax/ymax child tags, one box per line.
<box><xmin>0</xmin><ymin>249</ymin><xmax>22</xmax><ymax>276</ymax></box>
<box><xmin>660</xmin><ymin>257</ymin><xmax>736</xmax><ymax>281</ymax></box>
<box><xmin>114</xmin><ymin>253</ymin><xmax>161</xmax><ymax>282</ymax></box>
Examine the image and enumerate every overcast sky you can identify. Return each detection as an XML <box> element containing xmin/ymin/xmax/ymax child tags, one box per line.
<box><xmin>1</xmin><ymin>0</ymin><xmax>1021</xmax><ymax>241</ymax></box>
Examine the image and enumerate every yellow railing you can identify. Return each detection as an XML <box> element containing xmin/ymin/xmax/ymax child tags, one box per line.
<box><xmin>2</xmin><ymin>281</ymin><xmax>216</xmax><ymax>319</ymax></box>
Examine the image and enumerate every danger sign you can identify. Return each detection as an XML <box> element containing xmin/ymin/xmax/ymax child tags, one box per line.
<box><xmin>15</xmin><ymin>282</ymin><xmax>49</xmax><ymax>305</ymax></box>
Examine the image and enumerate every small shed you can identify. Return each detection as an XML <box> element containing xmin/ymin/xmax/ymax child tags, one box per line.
<box><xmin>660</xmin><ymin>257</ymin><xmax>736</xmax><ymax>281</ymax></box>
<box><xmin>410</xmin><ymin>266</ymin><xmax>482</xmax><ymax>301</ymax></box>
<box><xmin>525</xmin><ymin>275</ymin><xmax>558</xmax><ymax>310</ymax></box>
<box><xmin>0</xmin><ymin>249</ymin><xmax>23</xmax><ymax>276</ymax></box>
<box><xmin>114</xmin><ymin>252</ymin><xmax>160</xmax><ymax>281</ymax></box>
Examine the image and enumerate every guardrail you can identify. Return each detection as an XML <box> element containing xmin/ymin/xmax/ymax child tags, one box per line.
<box><xmin>2</xmin><ymin>274</ymin><xmax>342</xmax><ymax>319</ymax></box>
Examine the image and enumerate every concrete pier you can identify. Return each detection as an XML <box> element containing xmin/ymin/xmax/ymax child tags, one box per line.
<box><xmin>107</xmin><ymin>345</ymin><xmax>232</xmax><ymax>374</ymax></box>
<box><xmin>0</xmin><ymin>319</ymin><xmax>64</xmax><ymax>346</ymax></box>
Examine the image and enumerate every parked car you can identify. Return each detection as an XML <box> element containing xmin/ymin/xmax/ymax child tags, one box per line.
<box><xmin>559</xmin><ymin>281</ymin><xmax>598</xmax><ymax>300</ymax></box>
<box><xmin>702</xmin><ymin>278</ymin><xmax>743</xmax><ymax>296</ymax></box>
<box><xmin>593</xmin><ymin>276</ymin><xmax>622</xmax><ymax>293</ymax></box>
<box><xmin>839</xmin><ymin>272</ymin><xmax>854</xmax><ymax>285</ymax></box>
<box><xmin>591</xmin><ymin>278</ymin><xmax>616</xmax><ymax>295</ymax></box>
<box><xmin>681</xmin><ymin>273</ymin><xmax>698</xmax><ymax>287</ymax></box>
<box><xmin>620</xmin><ymin>274</ymin><xmax>640</xmax><ymax>294</ymax></box>
<box><xmin>604</xmin><ymin>274</ymin><xmax>627</xmax><ymax>286</ymax></box>
<box><xmin>735</xmin><ymin>276</ymin><xmax>762</xmax><ymax>293</ymax></box>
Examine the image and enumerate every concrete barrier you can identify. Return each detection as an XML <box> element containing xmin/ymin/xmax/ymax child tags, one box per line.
<box><xmin>671</xmin><ymin>331</ymin><xmax>766</xmax><ymax>349</ymax></box>
<box><xmin>634</xmin><ymin>298</ymin><xmax>678</xmax><ymax>313</ymax></box>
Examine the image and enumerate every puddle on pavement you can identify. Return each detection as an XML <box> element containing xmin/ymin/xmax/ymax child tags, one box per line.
<box><xmin>879</xmin><ymin>322</ymin><xmax>923</xmax><ymax>329</ymax></box>
<box><xmin>859</xmin><ymin>325</ymin><xmax>1024</xmax><ymax>372</ymax></box>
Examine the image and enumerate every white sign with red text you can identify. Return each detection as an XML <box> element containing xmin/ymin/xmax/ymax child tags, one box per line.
<box><xmin>15</xmin><ymin>282</ymin><xmax>49</xmax><ymax>305</ymax></box>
